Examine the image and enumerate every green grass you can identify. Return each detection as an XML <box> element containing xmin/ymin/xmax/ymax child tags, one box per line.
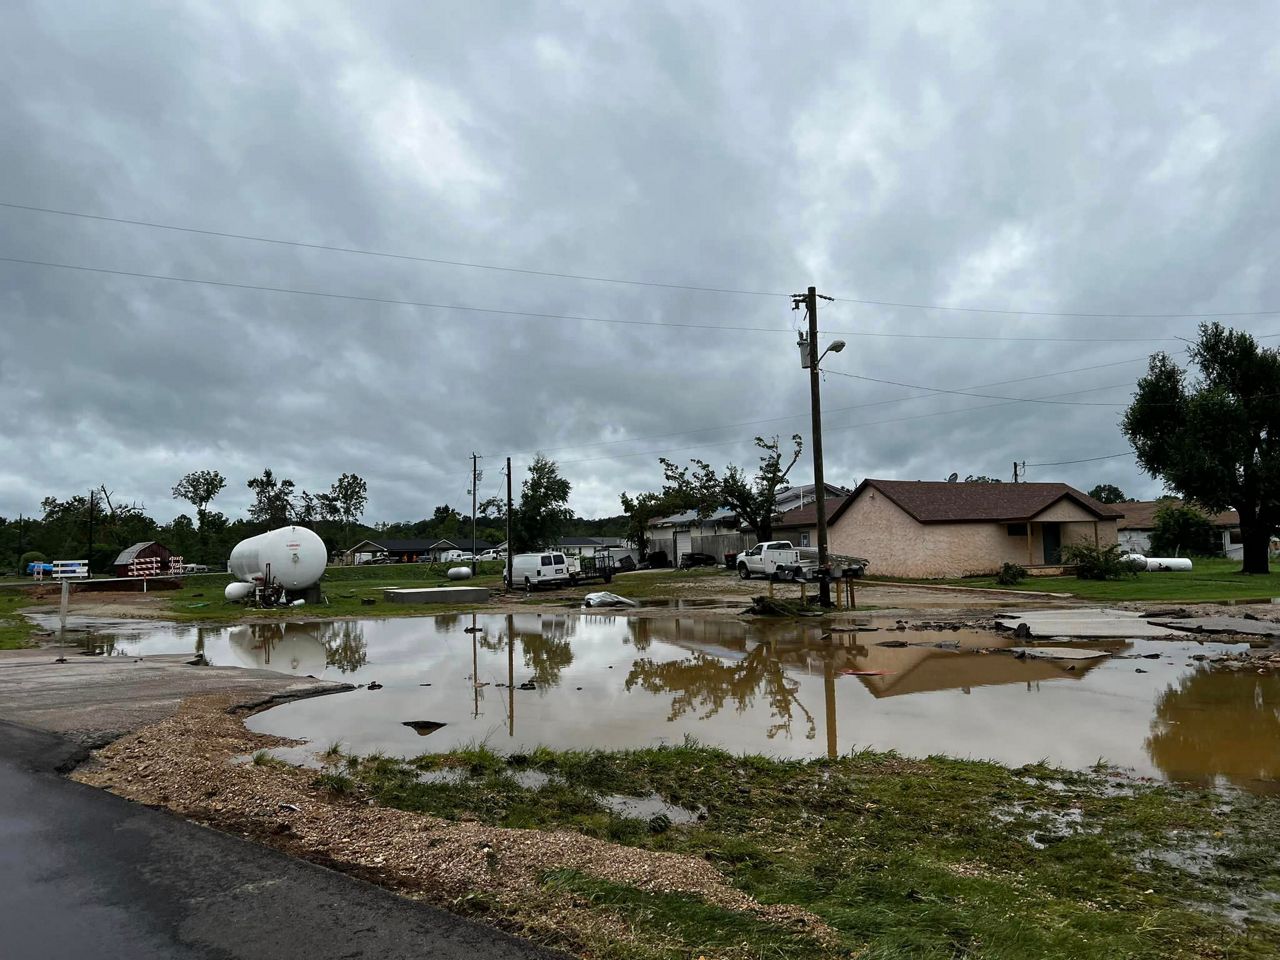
<box><xmin>131</xmin><ymin>563</ymin><xmax>509</xmax><ymax>622</ymax></box>
<box><xmin>930</xmin><ymin>557</ymin><xmax>1280</xmax><ymax>603</ymax></box>
<box><xmin>0</xmin><ymin>591</ymin><xmax>38</xmax><ymax>649</ymax></box>
<box><xmin>338</xmin><ymin>742</ymin><xmax>1280</xmax><ymax>959</ymax></box>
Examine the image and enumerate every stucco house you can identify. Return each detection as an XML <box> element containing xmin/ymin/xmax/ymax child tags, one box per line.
<box><xmin>1116</xmin><ymin>499</ymin><xmax>1242</xmax><ymax>560</ymax></box>
<box><xmin>826</xmin><ymin>479</ymin><xmax>1123</xmax><ymax>579</ymax></box>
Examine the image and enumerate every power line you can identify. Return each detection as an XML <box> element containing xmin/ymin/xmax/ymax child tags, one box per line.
<box><xmin>826</xmin><ymin>295</ymin><xmax>1280</xmax><ymax>320</ymax></box>
<box><xmin>0</xmin><ymin>254</ymin><xmax>1225</xmax><ymax>345</ymax></box>
<box><xmin>536</xmin><ymin>356</ymin><xmax>1149</xmax><ymax>454</ymax></box>
<box><xmin>1025</xmin><ymin>452</ymin><xmax>1135</xmax><ymax>467</ymax></box>
<box><xmin>0</xmin><ymin>256</ymin><xmax>788</xmax><ymax>334</ymax></box>
<box><xmin>551</xmin><ymin>381</ymin><xmax>1130</xmax><ymax>466</ymax></box>
<box><xmin>822</xmin><ymin>367</ymin><xmax>1128</xmax><ymax>406</ymax></box>
<box><xmin>0</xmin><ymin>201</ymin><xmax>786</xmax><ymax>299</ymax></box>
<box><xmin>6</xmin><ymin>199</ymin><xmax>1280</xmax><ymax>319</ymax></box>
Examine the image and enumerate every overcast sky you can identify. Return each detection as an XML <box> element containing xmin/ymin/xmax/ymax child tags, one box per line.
<box><xmin>2</xmin><ymin>1</ymin><xmax>1278</xmax><ymax>525</ymax></box>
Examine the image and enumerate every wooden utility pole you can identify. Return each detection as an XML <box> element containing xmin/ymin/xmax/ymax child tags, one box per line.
<box><xmin>505</xmin><ymin>457</ymin><xmax>513</xmax><ymax>590</ymax></box>
<box><xmin>86</xmin><ymin>489</ymin><xmax>95</xmax><ymax>572</ymax></box>
<box><xmin>471</xmin><ymin>453</ymin><xmax>480</xmax><ymax>575</ymax></box>
<box><xmin>796</xmin><ymin>286</ymin><xmax>835</xmax><ymax>607</ymax></box>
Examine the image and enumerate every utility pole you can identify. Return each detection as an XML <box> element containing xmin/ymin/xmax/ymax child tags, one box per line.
<box><xmin>470</xmin><ymin>453</ymin><xmax>480</xmax><ymax>575</ymax></box>
<box><xmin>1012</xmin><ymin>460</ymin><xmax>1025</xmax><ymax>483</ymax></box>
<box><xmin>86</xmin><ymin>489</ymin><xmax>95</xmax><ymax>572</ymax></box>
<box><xmin>1013</xmin><ymin>461</ymin><xmax>1019</xmax><ymax>483</ymax></box>
<box><xmin>505</xmin><ymin>457</ymin><xmax>513</xmax><ymax>591</ymax></box>
<box><xmin>794</xmin><ymin>285</ymin><xmax>837</xmax><ymax>608</ymax></box>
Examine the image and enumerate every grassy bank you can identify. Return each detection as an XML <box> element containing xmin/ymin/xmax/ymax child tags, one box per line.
<box><xmin>107</xmin><ymin>562</ymin><xmax>510</xmax><ymax>622</ymax></box>
<box><xmin>0</xmin><ymin>592</ymin><xmax>37</xmax><ymax>648</ymax></box>
<box><xmin>933</xmin><ymin>557</ymin><xmax>1280</xmax><ymax>604</ymax></box>
<box><xmin>107</xmin><ymin>564</ymin><xmax>735</xmax><ymax>623</ymax></box>
<box><xmin>332</xmin><ymin>741</ymin><xmax>1280</xmax><ymax>960</ymax></box>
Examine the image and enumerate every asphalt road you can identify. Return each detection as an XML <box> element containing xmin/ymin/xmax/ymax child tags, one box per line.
<box><xmin>0</xmin><ymin>720</ymin><xmax>565</xmax><ymax>960</ymax></box>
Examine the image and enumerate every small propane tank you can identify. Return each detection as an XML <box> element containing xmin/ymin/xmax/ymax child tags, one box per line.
<box><xmin>447</xmin><ymin>566</ymin><xmax>473</xmax><ymax>580</ymax></box>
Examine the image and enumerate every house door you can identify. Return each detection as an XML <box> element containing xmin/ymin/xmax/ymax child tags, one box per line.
<box><xmin>1042</xmin><ymin>523</ymin><xmax>1062</xmax><ymax>564</ymax></box>
<box><xmin>675</xmin><ymin>529</ymin><xmax>693</xmax><ymax>561</ymax></box>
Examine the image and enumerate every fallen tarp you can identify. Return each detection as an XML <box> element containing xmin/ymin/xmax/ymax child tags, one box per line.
<box><xmin>583</xmin><ymin>592</ymin><xmax>639</xmax><ymax>608</ymax></box>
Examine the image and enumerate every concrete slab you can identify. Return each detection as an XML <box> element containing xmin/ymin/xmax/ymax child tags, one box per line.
<box><xmin>1149</xmin><ymin>616</ymin><xmax>1280</xmax><ymax>637</ymax></box>
<box><xmin>996</xmin><ymin>608</ymin><xmax>1180</xmax><ymax>638</ymax></box>
<box><xmin>383</xmin><ymin>586</ymin><xmax>489</xmax><ymax>604</ymax></box>
<box><xmin>1009</xmin><ymin>646</ymin><xmax>1113</xmax><ymax>661</ymax></box>
<box><xmin>0</xmin><ymin>647</ymin><xmax>349</xmax><ymax>744</ymax></box>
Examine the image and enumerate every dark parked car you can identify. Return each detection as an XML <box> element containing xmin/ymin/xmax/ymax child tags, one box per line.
<box><xmin>679</xmin><ymin>552</ymin><xmax>719</xmax><ymax>569</ymax></box>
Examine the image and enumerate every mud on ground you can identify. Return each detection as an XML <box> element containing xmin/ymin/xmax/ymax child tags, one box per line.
<box><xmin>73</xmin><ymin>696</ymin><xmax>835</xmax><ymax>955</ymax></box>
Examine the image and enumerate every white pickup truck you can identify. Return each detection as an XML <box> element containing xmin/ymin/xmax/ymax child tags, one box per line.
<box><xmin>736</xmin><ymin>541</ymin><xmax>869</xmax><ymax>581</ymax></box>
<box><xmin>736</xmin><ymin>541</ymin><xmax>818</xmax><ymax>581</ymax></box>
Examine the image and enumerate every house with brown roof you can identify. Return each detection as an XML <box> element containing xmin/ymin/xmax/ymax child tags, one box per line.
<box><xmin>773</xmin><ymin>495</ymin><xmax>853</xmax><ymax>548</ymax></box>
<box><xmin>1116</xmin><ymin>499</ymin><xmax>1242</xmax><ymax>560</ymax></box>
<box><xmin>827</xmin><ymin>479</ymin><xmax>1123</xmax><ymax>578</ymax></box>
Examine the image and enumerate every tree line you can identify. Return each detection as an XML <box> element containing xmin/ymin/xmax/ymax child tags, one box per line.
<box><xmin>0</xmin><ymin>456</ymin><xmax>628</xmax><ymax>574</ymax></box>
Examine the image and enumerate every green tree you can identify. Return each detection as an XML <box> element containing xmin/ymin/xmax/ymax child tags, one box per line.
<box><xmin>246</xmin><ymin>469</ymin><xmax>296</xmax><ymax>528</ymax></box>
<box><xmin>1087</xmin><ymin>483</ymin><xmax>1128</xmax><ymax>504</ymax></box>
<box><xmin>659</xmin><ymin>434</ymin><xmax>804</xmax><ymax>541</ymax></box>
<box><xmin>171</xmin><ymin>470</ymin><xmax>226</xmax><ymax>532</ymax></box>
<box><xmin>1122</xmin><ymin>323</ymin><xmax>1280</xmax><ymax>573</ymax></box>
<box><xmin>329</xmin><ymin>473</ymin><xmax>368</xmax><ymax>545</ymax></box>
<box><xmin>1150</xmin><ymin>502</ymin><xmax>1218</xmax><ymax>556</ymax></box>
<box><xmin>512</xmin><ymin>455</ymin><xmax>572</xmax><ymax>551</ymax></box>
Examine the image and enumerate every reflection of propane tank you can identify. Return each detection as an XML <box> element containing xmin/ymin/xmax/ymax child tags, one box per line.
<box><xmin>225</xmin><ymin>623</ymin><xmax>327</xmax><ymax>676</ymax></box>
<box><xmin>228</xmin><ymin>526</ymin><xmax>326</xmax><ymax>589</ymax></box>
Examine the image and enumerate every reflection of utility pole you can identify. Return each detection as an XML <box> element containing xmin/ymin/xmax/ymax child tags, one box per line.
<box><xmin>824</xmin><ymin>658</ymin><xmax>837</xmax><ymax>760</ymax></box>
<box><xmin>471</xmin><ymin>612</ymin><xmax>480</xmax><ymax>719</ymax></box>
<box><xmin>507</xmin><ymin>613</ymin><xmax>515</xmax><ymax>738</ymax></box>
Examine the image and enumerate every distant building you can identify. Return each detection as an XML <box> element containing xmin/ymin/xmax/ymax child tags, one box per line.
<box><xmin>1116</xmin><ymin>499</ymin><xmax>1242</xmax><ymax>559</ymax></box>
<box><xmin>113</xmin><ymin>541</ymin><xmax>175</xmax><ymax>577</ymax></box>
<box><xmin>342</xmin><ymin>537</ymin><xmax>495</xmax><ymax>564</ymax></box>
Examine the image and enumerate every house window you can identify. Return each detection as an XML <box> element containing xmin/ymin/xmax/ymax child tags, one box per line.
<box><xmin>1007</xmin><ymin>523</ymin><xmax>1028</xmax><ymax>536</ymax></box>
<box><xmin>799</xmin><ymin>531</ymin><xmax>811</xmax><ymax>547</ymax></box>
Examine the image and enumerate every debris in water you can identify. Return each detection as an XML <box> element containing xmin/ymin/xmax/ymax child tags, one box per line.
<box><xmin>402</xmin><ymin>720</ymin><xmax>446</xmax><ymax>736</ymax></box>
<box><xmin>876</xmin><ymin>640</ymin><xmax>909</xmax><ymax>648</ymax></box>
<box><xmin>583</xmin><ymin>591</ymin><xmax>639</xmax><ymax>608</ymax></box>
<box><xmin>518</xmin><ymin>681</ymin><xmax>536</xmax><ymax>691</ymax></box>
<box><xmin>367</xmin><ymin>681</ymin><xmax>383</xmax><ymax>690</ymax></box>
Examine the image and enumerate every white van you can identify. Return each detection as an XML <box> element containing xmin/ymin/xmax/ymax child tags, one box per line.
<box><xmin>505</xmin><ymin>552</ymin><xmax>580</xmax><ymax>589</ymax></box>
<box><xmin>440</xmin><ymin>550</ymin><xmax>473</xmax><ymax>563</ymax></box>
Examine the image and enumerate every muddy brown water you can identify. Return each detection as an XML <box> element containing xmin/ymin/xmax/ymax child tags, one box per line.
<box><xmin>40</xmin><ymin>612</ymin><xmax>1280</xmax><ymax>791</ymax></box>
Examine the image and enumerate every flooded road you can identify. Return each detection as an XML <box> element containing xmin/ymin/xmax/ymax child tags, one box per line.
<box><xmin>47</xmin><ymin>612</ymin><xmax>1280</xmax><ymax>790</ymax></box>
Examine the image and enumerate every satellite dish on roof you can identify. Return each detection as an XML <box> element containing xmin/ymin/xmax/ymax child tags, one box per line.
<box><xmin>946</xmin><ymin>473</ymin><xmax>959</xmax><ymax>483</ymax></box>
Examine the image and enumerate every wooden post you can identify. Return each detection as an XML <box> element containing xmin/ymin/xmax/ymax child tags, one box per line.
<box><xmin>1093</xmin><ymin>521</ymin><xmax>1099</xmax><ymax>547</ymax></box>
<box><xmin>59</xmin><ymin>579</ymin><xmax>70</xmax><ymax>633</ymax></box>
<box><xmin>1027</xmin><ymin>525</ymin><xmax>1034</xmax><ymax>565</ymax></box>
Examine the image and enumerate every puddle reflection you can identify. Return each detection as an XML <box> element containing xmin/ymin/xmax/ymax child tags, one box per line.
<box><xmin>45</xmin><ymin>611</ymin><xmax>1277</xmax><ymax>787</ymax></box>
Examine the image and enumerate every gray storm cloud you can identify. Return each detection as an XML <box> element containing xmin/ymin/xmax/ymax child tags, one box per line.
<box><xmin>2</xmin><ymin>1</ymin><xmax>1277</xmax><ymax>522</ymax></box>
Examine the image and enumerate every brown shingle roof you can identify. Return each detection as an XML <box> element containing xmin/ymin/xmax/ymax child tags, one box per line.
<box><xmin>855</xmin><ymin>479</ymin><xmax>1123</xmax><ymax>524</ymax></box>
<box><xmin>774</xmin><ymin>496</ymin><xmax>852</xmax><ymax>529</ymax></box>
<box><xmin>1115</xmin><ymin>499</ymin><xmax>1240</xmax><ymax>530</ymax></box>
